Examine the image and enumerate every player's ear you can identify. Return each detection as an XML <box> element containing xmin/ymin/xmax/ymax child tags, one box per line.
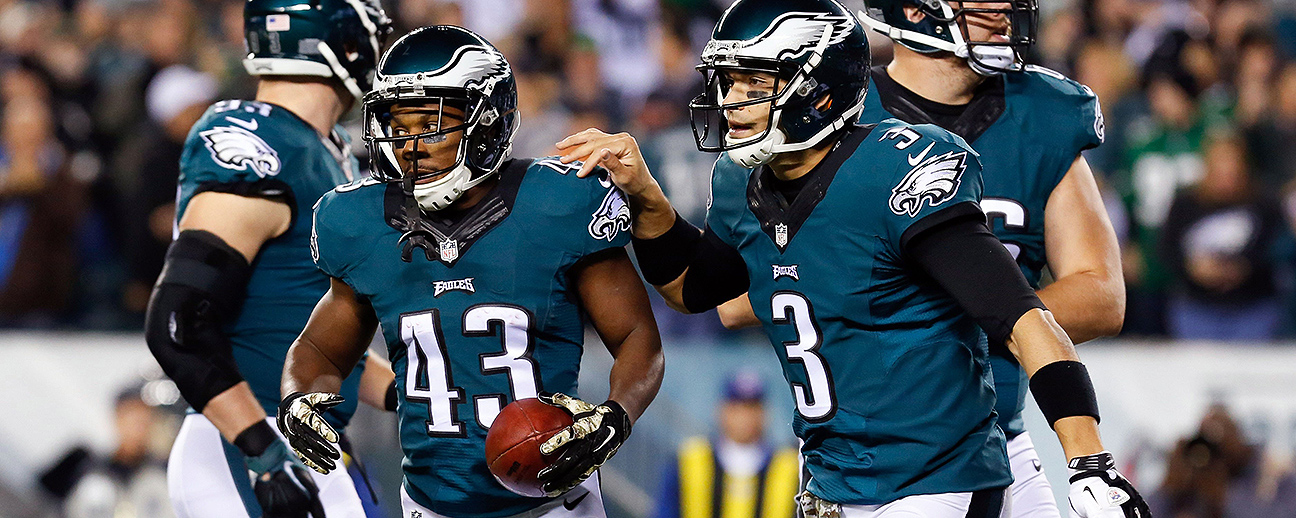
<box><xmin>903</xmin><ymin>5</ymin><xmax>925</xmax><ymax>23</ymax></box>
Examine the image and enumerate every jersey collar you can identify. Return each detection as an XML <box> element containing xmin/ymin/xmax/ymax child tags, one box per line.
<box><xmin>870</xmin><ymin>66</ymin><xmax>1005</xmax><ymax>143</ymax></box>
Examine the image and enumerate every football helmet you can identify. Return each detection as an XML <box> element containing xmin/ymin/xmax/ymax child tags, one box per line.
<box><xmin>243</xmin><ymin>0</ymin><xmax>393</xmax><ymax>99</ymax></box>
<box><xmin>860</xmin><ymin>0</ymin><xmax>1037</xmax><ymax>75</ymax></box>
<box><xmin>363</xmin><ymin>25</ymin><xmax>519</xmax><ymax>212</ymax></box>
<box><xmin>690</xmin><ymin>0</ymin><xmax>870</xmax><ymax>168</ymax></box>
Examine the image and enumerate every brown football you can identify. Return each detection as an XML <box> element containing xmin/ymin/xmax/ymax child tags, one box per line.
<box><xmin>485</xmin><ymin>397</ymin><xmax>573</xmax><ymax>497</ymax></box>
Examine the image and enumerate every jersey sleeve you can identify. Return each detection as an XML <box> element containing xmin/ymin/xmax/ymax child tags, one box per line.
<box><xmin>702</xmin><ymin>155</ymin><xmax>749</xmax><ymax>248</ymax></box>
<box><xmin>879</xmin><ymin>125</ymin><xmax>985</xmax><ymax>250</ymax></box>
<box><xmin>310</xmin><ymin>187</ymin><xmax>362</xmax><ymax>280</ymax></box>
<box><xmin>578</xmin><ymin>168</ymin><xmax>633</xmax><ymax>255</ymax></box>
<box><xmin>179</xmin><ymin>103</ymin><xmax>298</xmax><ymax>216</ymax></box>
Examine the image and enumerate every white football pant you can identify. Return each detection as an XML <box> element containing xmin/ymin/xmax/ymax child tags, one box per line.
<box><xmin>167</xmin><ymin>414</ymin><xmax>366</xmax><ymax>518</ymax></box>
<box><xmin>1007</xmin><ymin>432</ymin><xmax>1062</xmax><ymax>518</ymax></box>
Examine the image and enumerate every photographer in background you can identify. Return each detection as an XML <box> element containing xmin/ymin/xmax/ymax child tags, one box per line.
<box><xmin>1150</xmin><ymin>404</ymin><xmax>1296</xmax><ymax>518</ymax></box>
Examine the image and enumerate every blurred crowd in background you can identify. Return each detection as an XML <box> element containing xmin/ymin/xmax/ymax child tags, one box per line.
<box><xmin>4</xmin><ymin>0</ymin><xmax>1296</xmax><ymax>341</ymax></box>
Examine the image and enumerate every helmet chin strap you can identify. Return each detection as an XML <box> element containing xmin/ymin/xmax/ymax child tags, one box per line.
<box><xmin>412</xmin><ymin>161</ymin><xmax>472</xmax><ymax>211</ymax></box>
<box><xmin>964</xmin><ymin>45</ymin><xmax>1016</xmax><ymax>76</ymax></box>
<box><xmin>726</xmin><ymin>125</ymin><xmax>787</xmax><ymax>168</ymax></box>
<box><xmin>317</xmin><ymin>42</ymin><xmax>365</xmax><ymax>100</ymax></box>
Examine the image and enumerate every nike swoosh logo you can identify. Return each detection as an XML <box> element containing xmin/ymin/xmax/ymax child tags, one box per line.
<box><xmin>596</xmin><ymin>427</ymin><xmax>616</xmax><ymax>451</ymax></box>
<box><xmin>1083</xmin><ymin>486</ymin><xmax>1096</xmax><ymax>502</ymax></box>
<box><xmin>1032</xmin><ymin>459</ymin><xmax>1042</xmax><ymax>472</ymax></box>
<box><xmin>908</xmin><ymin>142</ymin><xmax>935</xmax><ymax>166</ymax></box>
<box><xmin>563</xmin><ymin>491</ymin><xmax>589</xmax><ymax>510</ymax></box>
<box><xmin>225</xmin><ymin>116</ymin><xmax>258</xmax><ymax>131</ymax></box>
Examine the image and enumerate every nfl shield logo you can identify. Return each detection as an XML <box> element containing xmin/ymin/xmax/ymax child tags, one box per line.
<box><xmin>775</xmin><ymin>223</ymin><xmax>789</xmax><ymax>247</ymax></box>
<box><xmin>439</xmin><ymin>239</ymin><xmax>459</xmax><ymax>263</ymax></box>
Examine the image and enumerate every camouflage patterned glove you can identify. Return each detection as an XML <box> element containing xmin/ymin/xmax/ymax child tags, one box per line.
<box><xmin>276</xmin><ymin>392</ymin><xmax>343</xmax><ymax>474</ymax></box>
<box><xmin>535</xmin><ymin>392</ymin><xmax>631</xmax><ymax>497</ymax></box>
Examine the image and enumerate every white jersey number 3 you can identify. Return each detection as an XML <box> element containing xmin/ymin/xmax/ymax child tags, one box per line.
<box><xmin>771</xmin><ymin>291</ymin><xmax>836</xmax><ymax>421</ymax></box>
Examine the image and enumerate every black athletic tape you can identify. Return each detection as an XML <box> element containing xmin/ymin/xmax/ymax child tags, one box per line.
<box><xmin>233</xmin><ymin>420</ymin><xmax>279</xmax><ymax>458</ymax></box>
<box><xmin>680</xmin><ymin>229</ymin><xmax>750</xmax><ymax>313</ymax></box>
<box><xmin>144</xmin><ymin>230</ymin><xmax>253</xmax><ymax>412</ymax></box>
<box><xmin>631</xmin><ymin>212</ymin><xmax>702</xmax><ymax>285</ymax></box>
<box><xmin>1029</xmin><ymin>360</ymin><xmax>1101</xmax><ymax>427</ymax></box>
<box><xmin>385</xmin><ymin>381</ymin><xmax>398</xmax><ymax>412</ymax></box>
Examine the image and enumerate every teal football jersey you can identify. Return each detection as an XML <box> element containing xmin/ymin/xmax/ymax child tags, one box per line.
<box><xmin>862</xmin><ymin>65</ymin><xmax>1104</xmax><ymax>437</ymax></box>
<box><xmin>311</xmin><ymin>158</ymin><xmax>632</xmax><ymax>518</ymax></box>
<box><xmin>706</xmin><ymin>120</ymin><xmax>1011</xmax><ymax>505</ymax></box>
<box><xmin>176</xmin><ymin>99</ymin><xmax>366</xmax><ymax>428</ymax></box>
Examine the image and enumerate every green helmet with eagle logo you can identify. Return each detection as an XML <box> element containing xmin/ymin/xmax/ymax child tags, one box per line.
<box><xmin>690</xmin><ymin>0</ymin><xmax>870</xmax><ymax>168</ymax></box>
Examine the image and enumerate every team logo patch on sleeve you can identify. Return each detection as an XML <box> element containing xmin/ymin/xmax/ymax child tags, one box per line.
<box><xmin>588</xmin><ymin>187</ymin><xmax>632</xmax><ymax>241</ymax></box>
<box><xmin>199</xmin><ymin>125</ymin><xmax>282</xmax><ymax>177</ymax></box>
<box><xmin>888</xmin><ymin>151</ymin><xmax>968</xmax><ymax>217</ymax></box>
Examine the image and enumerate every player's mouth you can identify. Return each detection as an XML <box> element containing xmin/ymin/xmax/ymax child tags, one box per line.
<box><xmin>727</xmin><ymin>121</ymin><xmax>758</xmax><ymax>139</ymax></box>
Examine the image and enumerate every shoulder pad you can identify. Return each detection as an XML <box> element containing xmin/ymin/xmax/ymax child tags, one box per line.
<box><xmin>1013</xmin><ymin>66</ymin><xmax>1106</xmax><ymax>149</ymax></box>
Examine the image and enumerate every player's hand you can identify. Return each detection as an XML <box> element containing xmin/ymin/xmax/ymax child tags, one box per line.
<box><xmin>1067</xmin><ymin>452</ymin><xmax>1150</xmax><ymax>518</ymax></box>
<box><xmin>277</xmin><ymin>392</ymin><xmax>343</xmax><ymax>474</ymax></box>
<box><xmin>245</xmin><ymin>439</ymin><xmax>327</xmax><ymax>518</ymax></box>
<box><xmin>535</xmin><ymin>392</ymin><xmax>632</xmax><ymax>497</ymax></box>
<box><xmin>555</xmin><ymin>129</ymin><xmax>660</xmax><ymax>199</ymax></box>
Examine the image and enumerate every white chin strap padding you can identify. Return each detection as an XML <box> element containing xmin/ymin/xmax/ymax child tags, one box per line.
<box><xmin>966</xmin><ymin>45</ymin><xmax>1015</xmax><ymax>76</ymax></box>
<box><xmin>726</xmin><ymin>127</ymin><xmax>786</xmax><ymax>168</ymax></box>
<box><xmin>412</xmin><ymin>162</ymin><xmax>472</xmax><ymax>211</ymax></box>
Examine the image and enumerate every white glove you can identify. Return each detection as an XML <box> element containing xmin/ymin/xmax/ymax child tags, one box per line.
<box><xmin>1067</xmin><ymin>452</ymin><xmax>1151</xmax><ymax>518</ymax></box>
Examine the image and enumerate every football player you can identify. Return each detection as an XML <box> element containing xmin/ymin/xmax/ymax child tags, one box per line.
<box><xmin>143</xmin><ymin>1</ymin><xmax>393</xmax><ymax>516</ymax></box>
<box><xmin>556</xmin><ymin>1</ymin><xmax>1148</xmax><ymax>517</ymax></box>
<box><xmin>717</xmin><ymin>1</ymin><xmax>1129</xmax><ymax>516</ymax></box>
<box><xmin>274</xmin><ymin>26</ymin><xmax>664</xmax><ymax>518</ymax></box>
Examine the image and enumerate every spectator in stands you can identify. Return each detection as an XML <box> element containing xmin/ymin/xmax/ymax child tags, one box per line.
<box><xmin>1112</xmin><ymin>31</ymin><xmax>1222</xmax><ymax>336</ymax></box>
<box><xmin>653</xmin><ymin>371</ymin><xmax>799</xmax><ymax>518</ymax></box>
<box><xmin>116</xmin><ymin>65</ymin><xmax>216</xmax><ymax>315</ymax></box>
<box><xmin>1149</xmin><ymin>403</ymin><xmax>1296</xmax><ymax>518</ymax></box>
<box><xmin>1159</xmin><ymin>129</ymin><xmax>1284</xmax><ymax>340</ymax></box>
<box><xmin>0</xmin><ymin>67</ymin><xmax>86</xmax><ymax>326</ymax></box>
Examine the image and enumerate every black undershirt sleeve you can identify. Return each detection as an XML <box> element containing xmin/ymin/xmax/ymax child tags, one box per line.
<box><xmin>904</xmin><ymin>208</ymin><xmax>1046</xmax><ymax>344</ymax></box>
<box><xmin>679</xmin><ymin>225</ymin><xmax>750</xmax><ymax>314</ymax></box>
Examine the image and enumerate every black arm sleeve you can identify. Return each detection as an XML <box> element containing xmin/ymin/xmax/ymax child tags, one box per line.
<box><xmin>905</xmin><ymin>214</ymin><xmax>1046</xmax><ymax>344</ymax></box>
<box><xmin>679</xmin><ymin>226</ymin><xmax>750</xmax><ymax>314</ymax></box>
<box><xmin>144</xmin><ymin>230</ymin><xmax>252</xmax><ymax>412</ymax></box>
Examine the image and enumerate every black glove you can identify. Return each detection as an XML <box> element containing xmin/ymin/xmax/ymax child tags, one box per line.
<box><xmin>244</xmin><ymin>437</ymin><xmax>326</xmax><ymax>518</ymax></box>
<box><xmin>277</xmin><ymin>392</ymin><xmax>344</xmax><ymax>474</ymax></box>
<box><xmin>1067</xmin><ymin>451</ymin><xmax>1151</xmax><ymax>518</ymax></box>
<box><xmin>535</xmin><ymin>392</ymin><xmax>631</xmax><ymax>497</ymax></box>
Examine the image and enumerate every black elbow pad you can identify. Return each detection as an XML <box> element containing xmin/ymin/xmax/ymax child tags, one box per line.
<box><xmin>144</xmin><ymin>230</ymin><xmax>252</xmax><ymax>412</ymax></box>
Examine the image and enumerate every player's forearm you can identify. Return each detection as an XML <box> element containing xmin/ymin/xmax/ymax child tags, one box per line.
<box><xmin>1036</xmin><ymin>270</ymin><xmax>1125</xmax><ymax>343</ymax></box>
<box><xmin>358</xmin><ymin>355</ymin><xmax>396</xmax><ymax>411</ymax></box>
<box><xmin>1053</xmin><ymin>416</ymin><xmax>1105</xmax><ymax>460</ymax></box>
<box><xmin>626</xmin><ymin>185</ymin><xmax>677</xmax><ymax>239</ymax></box>
<box><xmin>717</xmin><ymin>293</ymin><xmax>760</xmax><ymax>329</ymax></box>
<box><xmin>1004</xmin><ymin>308</ymin><xmax>1079</xmax><ymax>376</ymax></box>
<box><xmin>202</xmin><ymin>382</ymin><xmax>270</xmax><ymax>443</ymax></box>
<box><xmin>282</xmin><ymin>337</ymin><xmax>351</xmax><ymax>396</ymax></box>
<box><xmin>606</xmin><ymin>325</ymin><xmax>665</xmax><ymax>424</ymax></box>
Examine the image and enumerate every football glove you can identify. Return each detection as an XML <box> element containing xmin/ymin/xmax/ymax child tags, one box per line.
<box><xmin>535</xmin><ymin>392</ymin><xmax>631</xmax><ymax>497</ymax></box>
<box><xmin>277</xmin><ymin>392</ymin><xmax>343</xmax><ymax>474</ymax></box>
<box><xmin>1067</xmin><ymin>452</ymin><xmax>1150</xmax><ymax>518</ymax></box>
<box><xmin>244</xmin><ymin>439</ymin><xmax>326</xmax><ymax>518</ymax></box>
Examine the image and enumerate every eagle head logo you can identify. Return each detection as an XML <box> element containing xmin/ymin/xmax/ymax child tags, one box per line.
<box><xmin>588</xmin><ymin>186</ymin><xmax>632</xmax><ymax>241</ymax></box>
<box><xmin>889</xmin><ymin>151</ymin><xmax>968</xmax><ymax>217</ymax></box>
<box><xmin>199</xmin><ymin>126</ymin><xmax>281</xmax><ymax>178</ymax></box>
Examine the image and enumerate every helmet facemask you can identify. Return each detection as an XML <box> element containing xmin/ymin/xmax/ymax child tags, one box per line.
<box><xmin>365</xmin><ymin>91</ymin><xmax>501</xmax><ymax>212</ymax></box>
<box><xmin>861</xmin><ymin>0</ymin><xmax>1037</xmax><ymax>76</ymax></box>
<box><xmin>689</xmin><ymin>63</ymin><xmax>799</xmax><ymax>168</ymax></box>
<box><xmin>690</xmin><ymin>15</ymin><xmax>863</xmax><ymax>168</ymax></box>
